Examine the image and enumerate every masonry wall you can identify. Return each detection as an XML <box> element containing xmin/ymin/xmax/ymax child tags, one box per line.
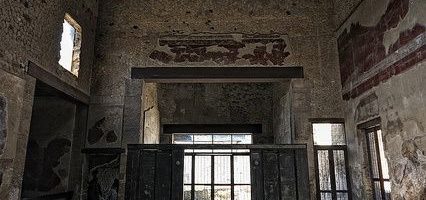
<box><xmin>336</xmin><ymin>0</ymin><xmax>426</xmax><ymax>199</ymax></box>
<box><xmin>158</xmin><ymin>83</ymin><xmax>274</xmax><ymax>143</ymax></box>
<box><xmin>91</xmin><ymin>0</ymin><xmax>345</xmax><ymax>198</ymax></box>
<box><xmin>0</xmin><ymin>1</ymin><xmax>98</xmax><ymax>199</ymax></box>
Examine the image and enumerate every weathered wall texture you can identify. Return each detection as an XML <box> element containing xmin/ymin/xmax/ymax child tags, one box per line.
<box><xmin>92</xmin><ymin>0</ymin><xmax>345</xmax><ymax>198</ymax></box>
<box><xmin>158</xmin><ymin>83</ymin><xmax>274</xmax><ymax>143</ymax></box>
<box><xmin>143</xmin><ymin>83</ymin><xmax>160</xmax><ymax>144</ymax></box>
<box><xmin>22</xmin><ymin>97</ymin><xmax>76</xmax><ymax>198</ymax></box>
<box><xmin>332</xmin><ymin>0</ymin><xmax>362</xmax><ymax>29</ymax></box>
<box><xmin>0</xmin><ymin>69</ymin><xmax>34</xmax><ymax>200</ymax></box>
<box><xmin>273</xmin><ymin>82</ymin><xmax>293</xmax><ymax>144</ymax></box>
<box><xmin>0</xmin><ymin>0</ymin><xmax>98</xmax><ymax>198</ymax></box>
<box><xmin>337</xmin><ymin>0</ymin><xmax>426</xmax><ymax>199</ymax></box>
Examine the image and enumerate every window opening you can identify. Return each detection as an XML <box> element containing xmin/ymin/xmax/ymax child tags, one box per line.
<box><xmin>365</xmin><ymin>126</ymin><xmax>391</xmax><ymax>200</ymax></box>
<box><xmin>59</xmin><ymin>13</ymin><xmax>81</xmax><ymax>76</ymax></box>
<box><xmin>173</xmin><ymin>133</ymin><xmax>252</xmax><ymax>200</ymax></box>
<box><xmin>313</xmin><ymin>123</ymin><xmax>352</xmax><ymax>200</ymax></box>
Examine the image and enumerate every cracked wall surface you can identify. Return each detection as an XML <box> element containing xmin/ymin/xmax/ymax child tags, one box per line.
<box><xmin>337</xmin><ymin>0</ymin><xmax>426</xmax><ymax>199</ymax></box>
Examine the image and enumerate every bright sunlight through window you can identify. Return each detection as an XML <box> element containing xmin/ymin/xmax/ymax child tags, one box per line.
<box><xmin>59</xmin><ymin>14</ymin><xmax>81</xmax><ymax>76</ymax></box>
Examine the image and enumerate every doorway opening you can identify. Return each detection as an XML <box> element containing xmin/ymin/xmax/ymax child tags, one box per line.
<box><xmin>21</xmin><ymin>80</ymin><xmax>88</xmax><ymax>200</ymax></box>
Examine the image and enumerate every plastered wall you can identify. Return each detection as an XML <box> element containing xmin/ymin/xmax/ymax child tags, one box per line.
<box><xmin>336</xmin><ymin>0</ymin><xmax>426</xmax><ymax>199</ymax></box>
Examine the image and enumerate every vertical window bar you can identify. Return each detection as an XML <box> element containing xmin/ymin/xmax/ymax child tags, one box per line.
<box><xmin>231</xmin><ymin>155</ymin><xmax>235</xmax><ymax>200</ymax></box>
<box><xmin>191</xmin><ymin>154</ymin><xmax>195</xmax><ymax>200</ymax></box>
<box><xmin>328</xmin><ymin>150</ymin><xmax>337</xmax><ymax>200</ymax></box>
<box><xmin>211</xmin><ymin>155</ymin><xmax>214</xmax><ymax>200</ymax></box>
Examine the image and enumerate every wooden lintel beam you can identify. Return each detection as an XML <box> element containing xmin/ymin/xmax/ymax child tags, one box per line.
<box><xmin>131</xmin><ymin>67</ymin><xmax>303</xmax><ymax>83</ymax></box>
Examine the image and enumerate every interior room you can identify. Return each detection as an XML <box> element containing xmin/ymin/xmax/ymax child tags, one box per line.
<box><xmin>0</xmin><ymin>0</ymin><xmax>425</xmax><ymax>199</ymax></box>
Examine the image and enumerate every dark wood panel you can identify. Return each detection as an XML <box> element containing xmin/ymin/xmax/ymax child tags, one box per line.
<box><xmin>263</xmin><ymin>151</ymin><xmax>280</xmax><ymax>200</ymax></box>
<box><xmin>171</xmin><ymin>149</ymin><xmax>184</xmax><ymax>200</ymax></box>
<box><xmin>155</xmin><ymin>152</ymin><xmax>172</xmax><ymax>200</ymax></box>
<box><xmin>131</xmin><ymin>67</ymin><xmax>304</xmax><ymax>83</ymax></box>
<box><xmin>125</xmin><ymin>149</ymin><xmax>140</xmax><ymax>200</ymax></box>
<box><xmin>139</xmin><ymin>150</ymin><xmax>157</xmax><ymax>199</ymax></box>
<box><xmin>81</xmin><ymin>148</ymin><xmax>125</xmax><ymax>154</ymax></box>
<box><xmin>295</xmin><ymin>149</ymin><xmax>310</xmax><ymax>200</ymax></box>
<box><xmin>251</xmin><ymin>150</ymin><xmax>264</xmax><ymax>200</ymax></box>
<box><xmin>279</xmin><ymin>151</ymin><xmax>297</xmax><ymax>200</ymax></box>
<box><xmin>28</xmin><ymin>61</ymin><xmax>90</xmax><ymax>104</ymax></box>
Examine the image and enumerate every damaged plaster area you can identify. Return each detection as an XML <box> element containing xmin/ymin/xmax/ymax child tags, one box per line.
<box><xmin>148</xmin><ymin>34</ymin><xmax>290</xmax><ymax>66</ymax></box>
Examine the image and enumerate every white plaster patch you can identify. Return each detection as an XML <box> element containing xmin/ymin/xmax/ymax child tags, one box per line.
<box><xmin>206</xmin><ymin>45</ymin><xmax>230</xmax><ymax>53</ymax></box>
<box><xmin>155</xmin><ymin>44</ymin><xmax>175</xmax><ymax>56</ymax></box>
<box><xmin>266</xmin><ymin>42</ymin><xmax>275</xmax><ymax>54</ymax></box>
<box><xmin>383</xmin><ymin>0</ymin><xmax>426</xmax><ymax>53</ymax></box>
<box><xmin>237</xmin><ymin>43</ymin><xmax>263</xmax><ymax>57</ymax></box>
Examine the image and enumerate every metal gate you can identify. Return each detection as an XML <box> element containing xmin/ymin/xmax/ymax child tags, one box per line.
<box><xmin>125</xmin><ymin>144</ymin><xmax>310</xmax><ymax>200</ymax></box>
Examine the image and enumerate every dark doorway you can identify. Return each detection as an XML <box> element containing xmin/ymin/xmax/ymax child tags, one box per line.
<box><xmin>21</xmin><ymin>80</ymin><xmax>88</xmax><ymax>200</ymax></box>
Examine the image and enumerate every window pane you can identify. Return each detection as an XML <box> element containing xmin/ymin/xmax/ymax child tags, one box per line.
<box><xmin>333</xmin><ymin>150</ymin><xmax>348</xmax><ymax>190</ymax></box>
<box><xmin>374</xmin><ymin>181</ymin><xmax>382</xmax><ymax>200</ymax></box>
<box><xmin>174</xmin><ymin>134</ymin><xmax>194</xmax><ymax>144</ymax></box>
<box><xmin>194</xmin><ymin>135</ymin><xmax>213</xmax><ymax>144</ymax></box>
<box><xmin>214</xmin><ymin>156</ymin><xmax>231</xmax><ymax>184</ymax></box>
<box><xmin>59</xmin><ymin>20</ymin><xmax>76</xmax><ymax>71</ymax></box>
<box><xmin>384</xmin><ymin>181</ymin><xmax>392</xmax><ymax>200</ymax></box>
<box><xmin>184</xmin><ymin>185</ymin><xmax>192</xmax><ymax>200</ymax></box>
<box><xmin>234</xmin><ymin>156</ymin><xmax>251</xmax><ymax>184</ymax></box>
<box><xmin>234</xmin><ymin>186</ymin><xmax>251</xmax><ymax>200</ymax></box>
<box><xmin>336</xmin><ymin>192</ymin><xmax>348</xmax><ymax>200</ymax></box>
<box><xmin>377</xmin><ymin>130</ymin><xmax>390</xmax><ymax>179</ymax></box>
<box><xmin>318</xmin><ymin>150</ymin><xmax>331</xmax><ymax>190</ymax></box>
<box><xmin>214</xmin><ymin>186</ymin><xmax>231</xmax><ymax>200</ymax></box>
<box><xmin>184</xmin><ymin>156</ymin><xmax>192</xmax><ymax>184</ymax></box>
<box><xmin>195</xmin><ymin>156</ymin><xmax>211</xmax><ymax>184</ymax></box>
<box><xmin>320</xmin><ymin>192</ymin><xmax>332</xmax><ymax>200</ymax></box>
<box><xmin>368</xmin><ymin>132</ymin><xmax>380</xmax><ymax>178</ymax></box>
<box><xmin>313</xmin><ymin>123</ymin><xmax>346</xmax><ymax>145</ymax></box>
<box><xmin>194</xmin><ymin>186</ymin><xmax>211</xmax><ymax>200</ymax></box>
<box><xmin>232</xmin><ymin>134</ymin><xmax>252</xmax><ymax>144</ymax></box>
<box><xmin>213</xmin><ymin>135</ymin><xmax>232</xmax><ymax>144</ymax></box>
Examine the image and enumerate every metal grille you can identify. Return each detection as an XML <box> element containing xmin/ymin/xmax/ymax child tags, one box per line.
<box><xmin>313</xmin><ymin>122</ymin><xmax>352</xmax><ymax>200</ymax></box>
<box><xmin>365</xmin><ymin>127</ymin><xmax>391</xmax><ymax>200</ymax></box>
<box><xmin>315</xmin><ymin>146</ymin><xmax>351</xmax><ymax>200</ymax></box>
<box><xmin>174</xmin><ymin>134</ymin><xmax>252</xmax><ymax>200</ymax></box>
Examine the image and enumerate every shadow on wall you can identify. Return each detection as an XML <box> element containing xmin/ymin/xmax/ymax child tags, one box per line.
<box><xmin>22</xmin><ymin>138</ymin><xmax>71</xmax><ymax>193</ymax></box>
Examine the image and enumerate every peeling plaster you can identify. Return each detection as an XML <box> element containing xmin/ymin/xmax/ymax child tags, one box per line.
<box><xmin>383</xmin><ymin>0</ymin><xmax>426</xmax><ymax>53</ymax></box>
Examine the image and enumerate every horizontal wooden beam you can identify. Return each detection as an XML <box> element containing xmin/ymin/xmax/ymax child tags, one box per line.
<box><xmin>163</xmin><ymin>124</ymin><xmax>263</xmax><ymax>134</ymax></box>
<box><xmin>131</xmin><ymin>67</ymin><xmax>303</xmax><ymax>83</ymax></box>
<box><xmin>27</xmin><ymin>61</ymin><xmax>90</xmax><ymax>104</ymax></box>
<box><xmin>81</xmin><ymin>148</ymin><xmax>125</xmax><ymax>154</ymax></box>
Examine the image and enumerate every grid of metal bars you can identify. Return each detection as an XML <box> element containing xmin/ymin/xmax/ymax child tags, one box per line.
<box><xmin>312</xmin><ymin>122</ymin><xmax>352</xmax><ymax>200</ymax></box>
<box><xmin>174</xmin><ymin>134</ymin><xmax>252</xmax><ymax>200</ymax></box>
<box><xmin>314</xmin><ymin>146</ymin><xmax>352</xmax><ymax>200</ymax></box>
<box><xmin>365</xmin><ymin>126</ymin><xmax>391</xmax><ymax>200</ymax></box>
